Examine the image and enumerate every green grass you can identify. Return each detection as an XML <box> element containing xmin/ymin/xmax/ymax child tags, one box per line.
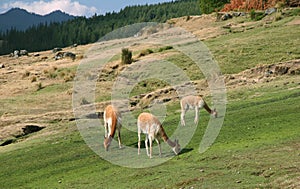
<box><xmin>1</xmin><ymin>13</ymin><xmax>300</xmax><ymax>189</ymax></box>
<box><xmin>130</xmin><ymin>79</ymin><xmax>169</xmax><ymax>97</ymax></box>
<box><xmin>206</xmin><ymin>16</ymin><xmax>300</xmax><ymax>74</ymax></box>
<box><xmin>167</xmin><ymin>53</ymin><xmax>205</xmax><ymax>80</ymax></box>
<box><xmin>34</xmin><ymin>83</ymin><xmax>72</xmax><ymax>94</ymax></box>
<box><xmin>0</xmin><ymin>82</ymin><xmax>72</xmax><ymax>116</ymax></box>
<box><xmin>0</xmin><ymin>78</ymin><xmax>299</xmax><ymax>188</ymax></box>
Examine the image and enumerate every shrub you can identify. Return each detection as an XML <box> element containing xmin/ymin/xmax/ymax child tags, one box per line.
<box><xmin>186</xmin><ymin>15</ymin><xmax>191</xmax><ymax>21</ymax></box>
<box><xmin>59</xmin><ymin>71</ymin><xmax>66</xmax><ymax>78</ymax></box>
<box><xmin>64</xmin><ymin>72</ymin><xmax>75</xmax><ymax>82</ymax></box>
<box><xmin>121</xmin><ymin>48</ymin><xmax>132</xmax><ymax>64</ymax></box>
<box><xmin>49</xmin><ymin>72</ymin><xmax>57</xmax><ymax>79</ymax></box>
<box><xmin>31</xmin><ymin>76</ymin><xmax>37</xmax><ymax>82</ymax></box>
<box><xmin>138</xmin><ymin>49</ymin><xmax>154</xmax><ymax>58</ymax></box>
<box><xmin>36</xmin><ymin>82</ymin><xmax>43</xmax><ymax>91</ymax></box>
<box><xmin>158</xmin><ymin>46</ymin><xmax>173</xmax><ymax>52</ymax></box>
<box><xmin>80</xmin><ymin>97</ymin><xmax>90</xmax><ymax>105</ymax></box>
<box><xmin>287</xmin><ymin>8</ymin><xmax>300</xmax><ymax>16</ymax></box>
<box><xmin>64</xmin><ymin>76</ymin><xmax>72</xmax><ymax>82</ymax></box>
<box><xmin>45</xmin><ymin>67</ymin><xmax>58</xmax><ymax>79</ymax></box>
<box><xmin>250</xmin><ymin>10</ymin><xmax>265</xmax><ymax>21</ymax></box>
<box><xmin>275</xmin><ymin>12</ymin><xmax>283</xmax><ymax>21</ymax></box>
<box><xmin>22</xmin><ymin>70</ymin><xmax>30</xmax><ymax>78</ymax></box>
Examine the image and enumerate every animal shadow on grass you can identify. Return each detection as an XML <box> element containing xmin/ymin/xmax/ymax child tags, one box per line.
<box><xmin>162</xmin><ymin>148</ymin><xmax>194</xmax><ymax>158</ymax></box>
<box><xmin>130</xmin><ymin>142</ymin><xmax>193</xmax><ymax>157</ymax></box>
<box><xmin>179</xmin><ymin>148</ymin><xmax>193</xmax><ymax>155</ymax></box>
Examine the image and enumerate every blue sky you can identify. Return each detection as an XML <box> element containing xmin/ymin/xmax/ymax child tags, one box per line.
<box><xmin>0</xmin><ymin>0</ymin><xmax>173</xmax><ymax>17</ymax></box>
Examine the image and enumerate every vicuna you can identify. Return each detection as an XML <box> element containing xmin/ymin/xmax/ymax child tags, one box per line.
<box><xmin>103</xmin><ymin>105</ymin><xmax>122</xmax><ymax>151</ymax></box>
<box><xmin>180</xmin><ymin>95</ymin><xmax>217</xmax><ymax>126</ymax></box>
<box><xmin>137</xmin><ymin>112</ymin><xmax>180</xmax><ymax>158</ymax></box>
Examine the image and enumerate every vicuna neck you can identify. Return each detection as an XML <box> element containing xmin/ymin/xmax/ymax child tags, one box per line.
<box><xmin>110</xmin><ymin>115</ymin><xmax>117</xmax><ymax>138</ymax></box>
<box><xmin>159</xmin><ymin>124</ymin><xmax>176</xmax><ymax>148</ymax></box>
<box><xmin>166</xmin><ymin>139</ymin><xmax>176</xmax><ymax>148</ymax></box>
<box><xmin>160</xmin><ymin>125</ymin><xmax>169</xmax><ymax>142</ymax></box>
<box><xmin>203</xmin><ymin>103</ymin><xmax>213</xmax><ymax>114</ymax></box>
<box><xmin>105</xmin><ymin>136</ymin><xmax>113</xmax><ymax>143</ymax></box>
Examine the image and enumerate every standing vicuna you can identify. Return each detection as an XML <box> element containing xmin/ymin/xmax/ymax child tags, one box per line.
<box><xmin>137</xmin><ymin>112</ymin><xmax>181</xmax><ymax>158</ymax></box>
<box><xmin>103</xmin><ymin>105</ymin><xmax>122</xmax><ymax>151</ymax></box>
<box><xmin>180</xmin><ymin>95</ymin><xmax>217</xmax><ymax>126</ymax></box>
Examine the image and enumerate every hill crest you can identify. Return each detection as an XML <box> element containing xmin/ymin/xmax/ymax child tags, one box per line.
<box><xmin>0</xmin><ymin>8</ymin><xmax>75</xmax><ymax>32</ymax></box>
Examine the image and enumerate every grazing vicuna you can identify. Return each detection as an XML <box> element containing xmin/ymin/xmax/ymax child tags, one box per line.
<box><xmin>103</xmin><ymin>105</ymin><xmax>122</xmax><ymax>151</ymax></box>
<box><xmin>137</xmin><ymin>112</ymin><xmax>181</xmax><ymax>158</ymax></box>
<box><xmin>180</xmin><ymin>95</ymin><xmax>217</xmax><ymax>126</ymax></box>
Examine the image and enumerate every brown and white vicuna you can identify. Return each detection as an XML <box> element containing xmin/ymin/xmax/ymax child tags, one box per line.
<box><xmin>180</xmin><ymin>95</ymin><xmax>217</xmax><ymax>126</ymax></box>
<box><xmin>137</xmin><ymin>112</ymin><xmax>180</xmax><ymax>158</ymax></box>
<box><xmin>103</xmin><ymin>105</ymin><xmax>122</xmax><ymax>151</ymax></box>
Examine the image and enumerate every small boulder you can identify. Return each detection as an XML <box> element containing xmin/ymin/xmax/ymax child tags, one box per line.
<box><xmin>22</xmin><ymin>125</ymin><xmax>45</xmax><ymax>135</ymax></box>
<box><xmin>14</xmin><ymin>50</ymin><xmax>20</xmax><ymax>58</ymax></box>
<box><xmin>55</xmin><ymin>52</ymin><xmax>64</xmax><ymax>60</ymax></box>
<box><xmin>63</xmin><ymin>52</ymin><xmax>76</xmax><ymax>61</ymax></box>
<box><xmin>265</xmin><ymin>8</ymin><xmax>277</xmax><ymax>15</ymax></box>
<box><xmin>20</xmin><ymin>49</ymin><xmax>28</xmax><ymax>56</ymax></box>
<box><xmin>53</xmin><ymin>47</ymin><xmax>62</xmax><ymax>53</ymax></box>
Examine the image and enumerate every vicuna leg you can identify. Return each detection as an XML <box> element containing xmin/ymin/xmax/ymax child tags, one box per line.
<box><xmin>104</xmin><ymin>123</ymin><xmax>108</xmax><ymax>138</ymax></box>
<box><xmin>194</xmin><ymin>107</ymin><xmax>199</xmax><ymax>125</ymax></box>
<box><xmin>181</xmin><ymin>108</ymin><xmax>187</xmax><ymax>126</ymax></box>
<box><xmin>138</xmin><ymin>132</ymin><xmax>141</xmax><ymax>155</ymax></box>
<box><xmin>149</xmin><ymin>136</ymin><xmax>153</xmax><ymax>159</ymax></box>
<box><xmin>155</xmin><ymin>139</ymin><xmax>162</xmax><ymax>157</ymax></box>
<box><xmin>117</xmin><ymin>128</ymin><xmax>122</xmax><ymax>148</ymax></box>
<box><xmin>145</xmin><ymin>135</ymin><xmax>149</xmax><ymax>157</ymax></box>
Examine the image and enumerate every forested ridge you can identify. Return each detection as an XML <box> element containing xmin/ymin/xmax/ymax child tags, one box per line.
<box><xmin>0</xmin><ymin>0</ymin><xmax>203</xmax><ymax>55</ymax></box>
<box><xmin>0</xmin><ymin>0</ymin><xmax>294</xmax><ymax>55</ymax></box>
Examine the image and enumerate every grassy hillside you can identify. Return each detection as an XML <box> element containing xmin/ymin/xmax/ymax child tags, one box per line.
<box><xmin>0</xmin><ymin>11</ymin><xmax>300</xmax><ymax>188</ymax></box>
<box><xmin>207</xmin><ymin>17</ymin><xmax>300</xmax><ymax>74</ymax></box>
<box><xmin>1</xmin><ymin>78</ymin><xmax>299</xmax><ymax>188</ymax></box>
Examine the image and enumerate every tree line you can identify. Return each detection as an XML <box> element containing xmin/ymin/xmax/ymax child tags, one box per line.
<box><xmin>221</xmin><ymin>0</ymin><xmax>294</xmax><ymax>12</ymax></box>
<box><xmin>0</xmin><ymin>0</ymin><xmax>230</xmax><ymax>55</ymax></box>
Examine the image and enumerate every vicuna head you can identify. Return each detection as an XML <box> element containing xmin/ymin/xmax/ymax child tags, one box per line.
<box><xmin>212</xmin><ymin>108</ymin><xmax>218</xmax><ymax>118</ymax></box>
<box><xmin>103</xmin><ymin>136</ymin><xmax>112</xmax><ymax>151</ymax></box>
<box><xmin>172</xmin><ymin>139</ymin><xmax>181</xmax><ymax>155</ymax></box>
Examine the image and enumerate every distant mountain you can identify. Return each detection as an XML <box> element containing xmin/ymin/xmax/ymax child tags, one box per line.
<box><xmin>0</xmin><ymin>0</ymin><xmax>201</xmax><ymax>55</ymax></box>
<box><xmin>0</xmin><ymin>8</ymin><xmax>75</xmax><ymax>33</ymax></box>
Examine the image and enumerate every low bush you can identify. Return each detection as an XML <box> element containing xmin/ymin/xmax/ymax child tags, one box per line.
<box><xmin>121</xmin><ymin>48</ymin><xmax>132</xmax><ymax>64</ymax></box>
<box><xmin>158</xmin><ymin>46</ymin><xmax>173</xmax><ymax>52</ymax></box>
<box><xmin>137</xmin><ymin>49</ymin><xmax>154</xmax><ymax>58</ymax></box>
<box><xmin>250</xmin><ymin>10</ymin><xmax>265</xmax><ymax>21</ymax></box>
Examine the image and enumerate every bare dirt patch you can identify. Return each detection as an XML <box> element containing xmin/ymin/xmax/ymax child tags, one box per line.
<box><xmin>169</xmin><ymin>14</ymin><xmax>227</xmax><ymax>40</ymax></box>
<box><xmin>286</xmin><ymin>16</ymin><xmax>300</xmax><ymax>25</ymax></box>
<box><xmin>225</xmin><ymin>59</ymin><xmax>300</xmax><ymax>87</ymax></box>
<box><xmin>0</xmin><ymin>45</ymin><xmax>90</xmax><ymax>143</ymax></box>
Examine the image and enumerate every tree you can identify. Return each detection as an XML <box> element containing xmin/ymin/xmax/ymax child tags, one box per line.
<box><xmin>222</xmin><ymin>0</ymin><xmax>286</xmax><ymax>11</ymax></box>
<box><xmin>199</xmin><ymin>0</ymin><xmax>230</xmax><ymax>14</ymax></box>
<box><xmin>199</xmin><ymin>0</ymin><xmax>210</xmax><ymax>14</ymax></box>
